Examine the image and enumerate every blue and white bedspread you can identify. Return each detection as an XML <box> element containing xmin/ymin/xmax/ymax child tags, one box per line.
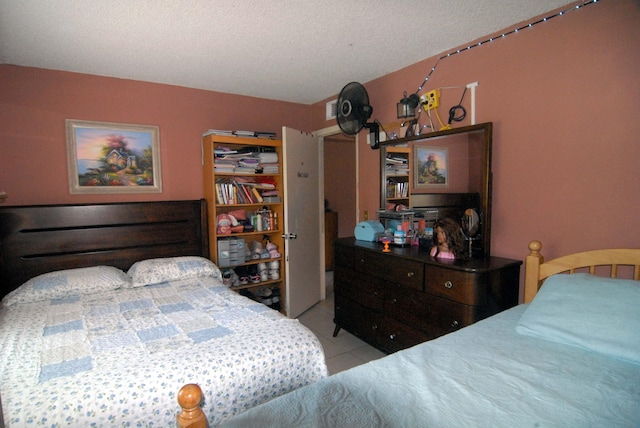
<box><xmin>221</xmin><ymin>304</ymin><xmax>640</xmax><ymax>428</ymax></box>
<box><xmin>0</xmin><ymin>277</ymin><xmax>327</xmax><ymax>426</ymax></box>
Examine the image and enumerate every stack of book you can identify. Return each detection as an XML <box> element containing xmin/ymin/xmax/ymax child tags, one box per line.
<box><xmin>203</xmin><ymin>129</ymin><xmax>234</xmax><ymax>137</ymax></box>
<box><xmin>214</xmin><ymin>148</ymin><xmax>279</xmax><ymax>174</ymax></box>
<box><xmin>256</xmin><ymin>131</ymin><xmax>277</xmax><ymax>140</ymax></box>
<box><xmin>386</xmin><ymin>156</ymin><xmax>409</xmax><ymax>175</ymax></box>
<box><xmin>258</xmin><ymin>152</ymin><xmax>279</xmax><ymax>174</ymax></box>
<box><xmin>213</xmin><ymin>148</ymin><xmax>239</xmax><ymax>173</ymax></box>
<box><xmin>260</xmin><ymin>189</ymin><xmax>281</xmax><ymax>203</ymax></box>
<box><xmin>236</xmin><ymin>157</ymin><xmax>260</xmax><ymax>173</ymax></box>
<box><xmin>234</xmin><ymin>130</ymin><xmax>256</xmax><ymax>138</ymax></box>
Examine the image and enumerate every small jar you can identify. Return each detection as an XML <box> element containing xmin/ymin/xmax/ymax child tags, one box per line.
<box><xmin>393</xmin><ymin>227</ymin><xmax>406</xmax><ymax>245</ymax></box>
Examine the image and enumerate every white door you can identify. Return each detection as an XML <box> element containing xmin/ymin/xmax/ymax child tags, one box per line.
<box><xmin>282</xmin><ymin>126</ymin><xmax>323</xmax><ymax>318</ymax></box>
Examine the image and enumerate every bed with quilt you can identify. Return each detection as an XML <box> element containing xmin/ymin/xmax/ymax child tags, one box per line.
<box><xmin>0</xmin><ymin>200</ymin><xmax>327</xmax><ymax>427</ymax></box>
<box><xmin>217</xmin><ymin>240</ymin><xmax>640</xmax><ymax>427</ymax></box>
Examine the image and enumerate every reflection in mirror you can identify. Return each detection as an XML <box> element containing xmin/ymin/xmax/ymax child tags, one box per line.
<box><xmin>462</xmin><ymin>208</ymin><xmax>480</xmax><ymax>258</ymax></box>
<box><xmin>380</xmin><ymin>122</ymin><xmax>492</xmax><ymax>257</ymax></box>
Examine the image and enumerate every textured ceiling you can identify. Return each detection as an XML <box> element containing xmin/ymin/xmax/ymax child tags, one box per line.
<box><xmin>0</xmin><ymin>0</ymin><xmax>577</xmax><ymax>104</ymax></box>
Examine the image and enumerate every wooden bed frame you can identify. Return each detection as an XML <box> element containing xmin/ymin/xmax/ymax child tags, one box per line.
<box><xmin>177</xmin><ymin>240</ymin><xmax>640</xmax><ymax>425</ymax></box>
<box><xmin>0</xmin><ymin>200</ymin><xmax>211</xmax><ymax>425</ymax></box>
<box><xmin>524</xmin><ymin>240</ymin><xmax>640</xmax><ymax>303</ymax></box>
<box><xmin>0</xmin><ymin>199</ymin><xmax>208</xmax><ymax>298</ymax></box>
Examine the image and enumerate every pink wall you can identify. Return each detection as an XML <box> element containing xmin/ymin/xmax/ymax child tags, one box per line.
<box><xmin>0</xmin><ymin>66</ymin><xmax>312</xmax><ymax>205</ymax></box>
<box><xmin>310</xmin><ymin>0</ymin><xmax>640</xmax><ymax>264</ymax></box>
<box><xmin>1</xmin><ymin>0</ymin><xmax>638</xmax><ymax>279</ymax></box>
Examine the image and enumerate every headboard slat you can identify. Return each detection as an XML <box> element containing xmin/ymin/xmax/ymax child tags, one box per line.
<box><xmin>7</xmin><ymin>222</ymin><xmax>201</xmax><ymax>255</ymax></box>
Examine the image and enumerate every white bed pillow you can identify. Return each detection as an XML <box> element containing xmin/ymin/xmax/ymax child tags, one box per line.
<box><xmin>1</xmin><ymin>266</ymin><xmax>129</xmax><ymax>306</ymax></box>
<box><xmin>126</xmin><ymin>256</ymin><xmax>222</xmax><ymax>287</ymax></box>
<box><xmin>516</xmin><ymin>273</ymin><xmax>640</xmax><ymax>365</ymax></box>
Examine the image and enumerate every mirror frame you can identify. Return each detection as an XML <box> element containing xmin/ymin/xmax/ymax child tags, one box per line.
<box><xmin>380</xmin><ymin>122</ymin><xmax>493</xmax><ymax>257</ymax></box>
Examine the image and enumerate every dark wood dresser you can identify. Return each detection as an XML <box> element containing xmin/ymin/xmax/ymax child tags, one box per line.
<box><xmin>333</xmin><ymin>237</ymin><xmax>521</xmax><ymax>353</ymax></box>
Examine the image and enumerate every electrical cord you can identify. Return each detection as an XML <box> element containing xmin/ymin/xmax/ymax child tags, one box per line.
<box><xmin>425</xmin><ymin>106</ymin><xmax>435</xmax><ymax>133</ymax></box>
<box><xmin>447</xmin><ymin>87</ymin><xmax>467</xmax><ymax>125</ymax></box>
<box><xmin>433</xmin><ymin>105</ymin><xmax>450</xmax><ymax>131</ymax></box>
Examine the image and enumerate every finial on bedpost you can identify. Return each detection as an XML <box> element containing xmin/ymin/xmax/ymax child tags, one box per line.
<box><xmin>177</xmin><ymin>383</ymin><xmax>207</xmax><ymax>428</ymax></box>
<box><xmin>524</xmin><ymin>240</ymin><xmax>544</xmax><ymax>304</ymax></box>
<box><xmin>528</xmin><ymin>240</ymin><xmax>542</xmax><ymax>254</ymax></box>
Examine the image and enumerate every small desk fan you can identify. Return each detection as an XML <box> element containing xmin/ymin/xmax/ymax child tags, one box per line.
<box><xmin>336</xmin><ymin>82</ymin><xmax>380</xmax><ymax>149</ymax></box>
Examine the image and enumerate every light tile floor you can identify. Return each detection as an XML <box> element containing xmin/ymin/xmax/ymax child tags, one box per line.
<box><xmin>296</xmin><ymin>271</ymin><xmax>387</xmax><ymax>375</ymax></box>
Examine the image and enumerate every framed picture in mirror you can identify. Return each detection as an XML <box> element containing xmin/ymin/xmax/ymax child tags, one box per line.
<box><xmin>414</xmin><ymin>145</ymin><xmax>448</xmax><ymax>188</ymax></box>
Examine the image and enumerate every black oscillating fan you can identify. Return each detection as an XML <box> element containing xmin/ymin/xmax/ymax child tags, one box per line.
<box><xmin>336</xmin><ymin>82</ymin><xmax>380</xmax><ymax>149</ymax></box>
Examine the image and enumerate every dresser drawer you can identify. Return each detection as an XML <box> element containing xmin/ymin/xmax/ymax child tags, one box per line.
<box><xmin>334</xmin><ymin>242</ymin><xmax>355</xmax><ymax>269</ymax></box>
<box><xmin>376</xmin><ymin>317</ymin><xmax>430</xmax><ymax>353</ymax></box>
<box><xmin>334</xmin><ymin>266</ymin><xmax>384</xmax><ymax>312</ymax></box>
<box><xmin>425</xmin><ymin>265</ymin><xmax>485</xmax><ymax>305</ymax></box>
<box><xmin>354</xmin><ymin>248</ymin><xmax>424</xmax><ymax>291</ymax></box>
<box><xmin>385</xmin><ymin>285</ymin><xmax>477</xmax><ymax>338</ymax></box>
<box><xmin>334</xmin><ymin>295</ymin><xmax>381</xmax><ymax>345</ymax></box>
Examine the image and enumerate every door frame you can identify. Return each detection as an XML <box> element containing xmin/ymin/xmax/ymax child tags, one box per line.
<box><xmin>312</xmin><ymin>124</ymin><xmax>360</xmax><ymax>300</ymax></box>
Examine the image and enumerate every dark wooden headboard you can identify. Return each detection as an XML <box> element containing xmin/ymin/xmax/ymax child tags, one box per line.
<box><xmin>0</xmin><ymin>199</ymin><xmax>208</xmax><ymax>297</ymax></box>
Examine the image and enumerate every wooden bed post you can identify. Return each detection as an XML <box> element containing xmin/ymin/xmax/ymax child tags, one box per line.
<box><xmin>176</xmin><ymin>384</ymin><xmax>207</xmax><ymax>428</ymax></box>
<box><xmin>524</xmin><ymin>240</ymin><xmax>544</xmax><ymax>304</ymax></box>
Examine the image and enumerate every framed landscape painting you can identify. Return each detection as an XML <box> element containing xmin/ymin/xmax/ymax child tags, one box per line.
<box><xmin>66</xmin><ymin>119</ymin><xmax>162</xmax><ymax>194</ymax></box>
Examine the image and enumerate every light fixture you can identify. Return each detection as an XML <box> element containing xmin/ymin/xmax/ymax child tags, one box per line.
<box><xmin>396</xmin><ymin>92</ymin><xmax>420</xmax><ymax>119</ymax></box>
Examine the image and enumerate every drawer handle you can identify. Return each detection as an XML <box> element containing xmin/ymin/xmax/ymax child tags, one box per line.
<box><xmin>372</xmin><ymin>324</ymin><xmax>378</xmax><ymax>331</ymax></box>
<box><xmin>389</xmin><ymin>334</ymin><xmax>396</xmax><ymax>340</ymax></box>
<box><xmin>360</xmin><ymin>258</ymin><xmax>365</xmax><ymax>264</ymax></box>
<box><xmin>444</xmin><ymin>280</ymin><xmax>453</xmax><ymax>289</ymax></box>
<box><xmin>391</xmin><ymin>298</ymin><xmax>398</xmax><ymax>304</ymax></box>
<box><xmin>407</xmin><ymin>271</ymin><xmax>415</xmax><ymax>278</ymax></box>
<box><xmin>451</xmin><ymin>320</ymin><xmax>459</xmax><ymax>328</ymax></box>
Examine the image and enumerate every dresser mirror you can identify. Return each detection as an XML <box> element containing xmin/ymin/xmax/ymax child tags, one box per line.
<box><xmin>380</xmin><ymin>122</ymin><xmax>493</xmax><ymax>257</ymax></box>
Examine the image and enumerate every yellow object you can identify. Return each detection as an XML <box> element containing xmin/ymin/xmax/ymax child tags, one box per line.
<box><xmin>422</xmin><ymin>89</ymin><xmax>440</xmax><ymax>110</ymax></box>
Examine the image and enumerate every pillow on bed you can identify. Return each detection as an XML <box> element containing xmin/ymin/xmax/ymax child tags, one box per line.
<box><xmin>516</xmin><ymin>273</ymin><xmax>640</xmax><ymax>365</ymax></box>
<box><xmin>1</xmin><ymin>266</ymin><xmax>129</xmax><ymax>306</ymax></box>
<box><xmin>126</xmin><ymin>256</ymin><xmax>222</xmax><ymax>287</ymax></box>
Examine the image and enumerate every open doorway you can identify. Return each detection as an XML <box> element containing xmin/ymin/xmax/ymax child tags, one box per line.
<box><xmin>309</xmin><ymin>124</ymin><xmax>358</xmax><ymax>302</ymax></box>
<box><xmin>323</xmin><ymin>133</ymin><xmax>357</xmax><ymax>237</ymax></box>
<box><xmin>322</xmin><ymin>132</ymin><xmax>357</xmax><ymax>270</ymax></box>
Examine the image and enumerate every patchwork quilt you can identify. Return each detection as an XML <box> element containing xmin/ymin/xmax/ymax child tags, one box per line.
<box><xmin>0</xmin><ymin>277</ymin><xmax>327</xmax><ymax>426</ymax></box>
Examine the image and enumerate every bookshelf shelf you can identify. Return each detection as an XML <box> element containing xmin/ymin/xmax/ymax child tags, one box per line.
<box><xmin>218</xmin><ymin>229</ymin><xmax>283</xmax><ymax>238</ymax></box>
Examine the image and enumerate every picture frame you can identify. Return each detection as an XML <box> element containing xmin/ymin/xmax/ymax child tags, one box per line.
<box><xmin>66</xmin><ymin>119</ymin><xmax>162</xmax><ymax>194</ymax></box>
<box><xmin>413</xmin><ymin>145</ymin><xmax>448</xmax><ymax>188</ymax></box>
